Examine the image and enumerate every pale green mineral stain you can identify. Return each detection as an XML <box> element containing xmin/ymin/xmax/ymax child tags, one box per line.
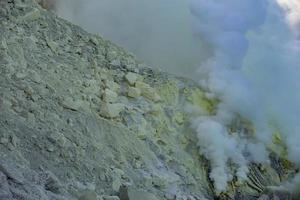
<box><xmin>184</xmin><ymin>87</ymin><xmax>217</xmax><ymax>114</ymax></box>
<box><xmin>156</xmin><ymin>80</ymin><xmax>180</xmax><ymax>105</ymax></box>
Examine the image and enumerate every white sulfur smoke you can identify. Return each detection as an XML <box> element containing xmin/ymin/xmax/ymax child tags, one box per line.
<box><xmin>281</xmin><ymin>173</ymin><xmax>300</xmax><ymax>197</ymax></box>
<box><xmin>190</xmin><ymin>0</ymin><xmax>270</xmax><ymax>193</ymax></box>
<box><xmin>244</xmin><ymin>1</ymin><xmax>300</xmax><ymax>165</ymax></box>
<box><xmin>190</xmin><ymin>0</ymin><xmax>300</xmax><ymax>193</ymax></box>
<box><xmin>52</xmin><ymin>0</ymin><xmax>300</xmax><ymax>194</ymax></box>
<box><xmin>191</xmin><ymin>118</ymin><xmax>249</xmax><ymax>192</ymax></box>
<box><xmin>267</xmin><ymin>172</ymin><xmax>300</xmax><ymax>197</ymax></box>
<box><xmin>53</xmin><ymin>0</ymin><xmax>211</xmax><ymax>79</ymax></box>
<box><xmin>277</xmin><ymin>0</ymin><xmax>300</xmax><ymax>38</ymax></box>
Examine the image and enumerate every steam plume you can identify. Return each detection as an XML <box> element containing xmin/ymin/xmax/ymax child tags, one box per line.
<box><xmin>53</xmin><ymin>0</ymin><xmax>211</xmax><ymax>79</ymax></box>
<box><xmin>190</xmin><ymin>0</ymin><xmax>300</xmax><ymax>193</ymax></box>
<box><xmin>51</xmin><ymin>0</ymin><xmax>300</xmax><ymax>194</ymax></box>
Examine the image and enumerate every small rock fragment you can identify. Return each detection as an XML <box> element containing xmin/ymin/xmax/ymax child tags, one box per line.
<box><xmin>127</xmin><ymin>187</ymin><xmax>159</xmax><ymax>200</ymax></box>
<box><xmin>135</xmin><ymin>81</ymin><xmax>160</xmax><ymax>102</ymax></box>
<box><xmin>124</xmin><ymin>72</ymin><xmax>138</xmax><ymax>86</ymax></box>
<box><xmin>110</xmin><ymin>60</ymin><xmax>121</xmax><ymax>67</ymax></box>
<box><xmin>60</xmin><ymin>97</ymin><xmax>84</xmax><ymax>111</ymax></box>
<box><xmin>187</xmin><ymin>195</ymin><xmax>197</xmax><ymax>200</ymax></box>
<box><xmin>151</xmin><ymin>176</ymin><xmax>166</xmax><ymax>189</ymax></box>
<box><xmin>44</xmin><ymin>171</ymin><xmax>63</xmax><ymax>194</ymax></box>
<box><xmin>101</xmin><ymin>195</ymin><xmax>120</xmax><ymax>200</ymax></box>
<box><xmin>21</xmin><ymin>8</ymin><xmax>41</xmax><ymax>21</ymax></box>
<box><xmin>14</xmin><ymin>72</ymin><xmax>27</xmax><ymax>79</ymax></box>
<box><xmin>257</xmin><ymin>194</ymin><xmax>269</xmax><ymax>200</ymax></box>
<box><xmin>0</xmin><ymin>161</ymin><xmax>25</xmax><ymax>184</ymax></box>
<box><xmin>118</xmin><ymin>185</ymin><xmax>129</xmax><ymax>200</ymax></box>
<box><xmin>47</xmin><ymin>133</ymin><xmax>66</xmax><ymax>148</ymax></box>
<box><xmin>0</xmin><ymin>172</ymin><xmax>12</xmax><ymax>199</ymax></box>
<box><xmin>89</xmin><ymin>37</ymin><xmax>99</xmax><ymax>46</ymax></box>
<box><xmin>10</xmin><ymin>135</ymin><xmax>19</xmax><ymax>147</ymax></box>
<box><xmin>46</xmin><ymin>40</ymin><xmax>58</xmax><ymax>53</ymax></box>
<box><xmin>47</xmin><ymin>144</ymin><xmax>55</xmax><ymax>152</ymax></box>
<box><xmin>31</xmin><ymin>70</ymin><xmax>42</xmax><ymax>83</ymax></box>
<box><xmin>100</xmin><ymin>103</ymin><xmax>124</xmax><ymax>118</ymax></box>
<box><xmin>102</xmin><ymin>89</ymin><xmax>118</xmax><ymax>103</ymax></box>
<box><xmin>0</xmin><ymin>137</ymin><xmax>9</xmax><ymax>145</ymax></box>
<box><xmin>112</xmin><ymin>178</ymin><xmax>122</xmax><ymax>193</ymax></box>
<box><xmin>127</xmin><ymin>87</ymin><xmax>141</xmax><ymax>98</ymax></box>
<box><xmin>78</xmin><ymin>190</ymin><xmax>97</xmax><ymax>200</ymax></box>
<box><xmin>111</xmin><ymin>168</ymin><xmax>125</xmax><ymax>192</ymax></box>
<box><xmin>137</xmin><ymin>133</ymin><xmax>147</xmax><ymax>140</ymax></box>
<box><xmin>173</xmin><ymin>112</ymin><xmax>184</xmax><ymax>125</ymax></box>
<box><xmin>164</xmin><ymin>193</ymin><xmax>176</xmax><ymax>200</ymax></box>
<box><xmin>105</xmin><ymin>80</ymin><xmax>120</xmax><ymax>92</ymax></box>
<box><xmin>24</xmin><ymin>86</ymin><xmax>34</xmax><ymax>97</ymax></box>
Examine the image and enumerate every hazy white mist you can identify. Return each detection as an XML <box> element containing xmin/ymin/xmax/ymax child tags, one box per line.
<box><xmin>52</xmin><ymin>0</ymin><xmax>300</xmax><ymax>194</ymax></box>
<box><xmin>54</xmin><ymin>0</ymin><xmax>212</xmax><ymax>79</ymax></box>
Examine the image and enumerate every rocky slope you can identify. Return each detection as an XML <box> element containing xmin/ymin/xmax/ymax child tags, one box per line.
<box><xmin>0</xmin><ymin>0</ymin><xmax>297</xmax><ymax>199</ymax></box>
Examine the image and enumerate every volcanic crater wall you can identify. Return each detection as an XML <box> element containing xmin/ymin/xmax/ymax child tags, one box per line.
<box><xmin>0</xmin><ymin>0</ymin><xmax>297</xmax><ymax>200</ymax></box>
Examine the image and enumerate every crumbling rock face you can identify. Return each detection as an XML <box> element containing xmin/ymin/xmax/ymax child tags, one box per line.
<box><xmin>0</xmin><ymin>0</ymin><xmax>296</xmax><ymax>199</ymax></box>
<box><xmin>35</xmin><ymin>0</ymin><xmax>56</xmax><ymax>10</ymax></box>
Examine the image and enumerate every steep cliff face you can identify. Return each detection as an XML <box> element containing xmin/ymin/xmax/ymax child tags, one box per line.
<box><xmin>0</xmin><ymin>0</ymin><xmax>296</xmax><ymax>199</ymax></box>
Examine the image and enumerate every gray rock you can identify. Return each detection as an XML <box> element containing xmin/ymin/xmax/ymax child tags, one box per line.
<box><xmin>100</xmin><ymin>103</ymin><xmax>125</xmax><ymax>118</ymax></box>
<box><xmin>127</xmin><ymin>87</ymin><xmax>141</xmax><ymax>98</ymax></box>
<box><xmin>0</xmin><ymin>1</ymin><xmax>296</xmax><ymax>200</ymax></box>
<box><xmin>78</xmin><ymin>190</ymin><xmax>97</xmax><ymax>200</ymax></box>
<box><xmin>0</xmin><ymin>171</ymin><xmax>12</xmax><ymax>199</ymax></box>
<box><xmin>101</xmin><ymin>195</ymin><xmax>120</xmax><ymax>200</ymax></box>
<box><xmin>102</xmin><ymin>89</ymin><xmax>118</xmax><ymax>103</ymax></box>
<box><xmin>127</xmin><ymin>188</ymin><xmax>159</xmax><ymax>200</ymax></box>
<box><xmin>44</xmin><ymin>171</ymin><xmax>64</xmax><ymax>194</ymax></box>
<box><xmin>124</xmin><ymin>72</ymin><xmax>138</xmax><ymax>86</ymax></box>
<box><xmin>134</xmin><ymin>81</ymin><xmax>160</xmax><ymax>102</ymax></box>
<box><xmin>0</xmin><ymin>160</ymin><xmax>25</xmax><ymax>184</ymax></box>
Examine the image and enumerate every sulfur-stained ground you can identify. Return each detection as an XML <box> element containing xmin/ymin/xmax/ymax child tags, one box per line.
<box><xmin>0</xmin><ymin>0</ymin><xmax>297</xmax><ymax>199</ymax></box>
